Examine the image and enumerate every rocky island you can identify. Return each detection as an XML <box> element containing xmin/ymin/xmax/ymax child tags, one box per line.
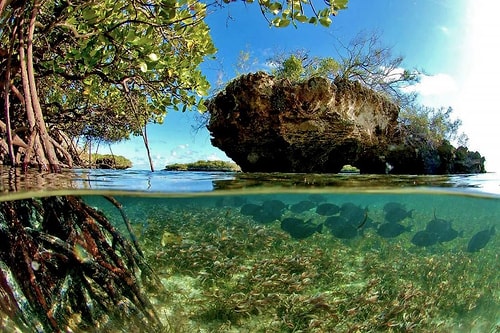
<box><xmin>206</xmin><ymin>72</ymin><xmax>485</xmax><ymax>174</ymax></box>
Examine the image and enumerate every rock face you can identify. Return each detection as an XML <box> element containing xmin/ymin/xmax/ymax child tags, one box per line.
<box><xmin>206</xmin><ymin>72</ymin><xmax>485</xmax><ymax>174</ymax></box>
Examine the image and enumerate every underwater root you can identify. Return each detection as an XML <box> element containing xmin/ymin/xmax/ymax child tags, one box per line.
<box><xmin>0</xmin><ymin>195</ymin><xmax>163</xmax><ymax>332</ymax></box>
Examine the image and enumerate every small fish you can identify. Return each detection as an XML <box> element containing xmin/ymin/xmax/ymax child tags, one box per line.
<box><xmin>340</xmin><ymin>203</ymin><xmax>365</xmax><ymax>224</ymax></box>
<box><xmin>411</xmin><ymin>230</ymin><xmax>439</xmax><ymax>247</ymax></box>
<box><xmin>331</xmin><ymin>223</ymin><xmax>358</xmax><ymax>239</ymax></box>
<box><xmin>290</xmin><ymin>200</ymin><xmax>316</xmax><ymax>213</ymax></box>
<box><xmin>262</xmin><ymin>199</ymin><xmax>287</xmax><ymax>212</ymax></box>
<box><xmin>376</xmin><ymin>222</ymin><xmax>411</xmax><ymax>238</ymax></box>
<box><xmin>324</xmin><ymin>216</ymin><xmax>347</xmax><ymax>229</ymax></box>
<box><xmin>383</xmin><ymin>202</ymin><xmax>405</xmax><ymax>213</ymax></box>
<box><xmin>280</xmin><ymin>217</ymin><xmax>322</xmax><ymax>240</ymax></box>
<box><xmin>384</xmin><ymin>207</ymin><xmax>414</xmax><ymax>224</ymax></box>
<box><xmin>161</xmin><ymin>231</ymin><xmax>182</xmax><ymax>246</ymax></box>
<box><xmin>425</xmin><ymin>216</ymin><xmax>451</xmax><ymax>234</ymax></box>
<box><xmin>467</xmin><ymin>226</ymin><xmax>496</xmax><ymax>253</ymax></box>
<box><xmin>357</xmin><ymin>210</ymin><xmax>369</xmax><ymax>229</ymax></box>
<box><xmin>426</xmin><ymin>213</ymin><xmax>462</xmax><ymax>243</ymax></box>
<box><xmin>315</xmin><ymin>203</ymin><xmax>340</xmax><ymax>216</ymax></box>
<box><xmin>241</xmin><ymin>202</ymin><xmax>282</xmax><ymax>223</ymax></box>
<box><xmin>308</xmin><ymin>194</ymin><xmax>327</xmax><ymax>203</ymax></box>
<box><xmin>252</xmin><ymin>209</ymin><xmax>282</xmax><ymax>224</ymax></box>
<box><xmin>240</xmin><ymin>203</ymin><xmax>261</xmax><ymax>216</ymax></box>
<box><xmin>324</xmin><ymin>216</ymin><xmax>358</xmax><ymax>239</ymax></box>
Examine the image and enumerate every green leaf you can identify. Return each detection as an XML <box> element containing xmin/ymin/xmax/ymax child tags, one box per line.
<box><xmin>318</xmin><ymin>8</ymin><xmax>330</xmax><ymax>17</ymax></box>
<box><xmin>148</xmin><ymin>53</ymin><xmax>159</xmax><ymax>61</ymax></box>
<box><xmin>83</xmin><ymin>77</ymin><xmax>93</xmax><ymax>86</ymax></box>
<box><xmin>332</xmin><ymin>0</ymin><xmax>348</xmax><ymax>10</ymax></box>
<box><xmin>268</xmin><ymin>2</ymin><xmax>283</xmax><ymax>15</ymax></box>
<box><xmin>274</xmin><ymin>18</ymin><xmax>290</xmax><ymax>27</ymax></box>
<box><xmin>295</xmin><ymin>13</ymin><xmax>308</xmax><ymax>23</ymax></box>
<box><xmin>82</xmin><ymin>8</ymin><xmax>99</xmax><ymax>23</ymax></box>
<box><xmin>139</xmin><ymin>62</ymin><xmax>148</xmax><ymax>72</ymax></box>
<box><xmin>319</xmin><ymin>17</ymin><xmax>332</xmax><ymax>27</ymax></box>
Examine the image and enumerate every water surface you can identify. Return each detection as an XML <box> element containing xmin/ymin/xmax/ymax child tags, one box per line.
<box><xmin>0</xmin><ymin>169</ymin><xmax>498</xmax><ymax>332</ymax></box>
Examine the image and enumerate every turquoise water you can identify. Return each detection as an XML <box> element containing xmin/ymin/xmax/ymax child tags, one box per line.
<box><xmin>0</xmin><ymin>170</ymin><xmax>499</xmax><ymax>332</ymax></box>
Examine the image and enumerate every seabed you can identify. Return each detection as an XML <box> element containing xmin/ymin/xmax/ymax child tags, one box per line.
<box><xmin>2</xmin><ymin>192</ymin><xmax>498</xmax><ymax>332</ymax></box>
<box><xmin>128</xmin><ymin>197</ymin><xmax>499</xmax><ymax>333</ymax></box>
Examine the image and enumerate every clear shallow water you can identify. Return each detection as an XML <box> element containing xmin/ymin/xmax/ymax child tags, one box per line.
<box><xmin>0</xmin><ymin>169</ymin><xmax>499</xmax><ymax>332</ymax></box>
<box><xmin>1</xmin><ymin>167</ymin><xmax>500</xmax><ymax>197</ymax></box>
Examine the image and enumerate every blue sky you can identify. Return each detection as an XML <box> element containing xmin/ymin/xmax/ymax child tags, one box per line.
<box><xmin>109</xmin><ymin>0</ymin><xmax>500</xmax><ymax>172</ymax></box>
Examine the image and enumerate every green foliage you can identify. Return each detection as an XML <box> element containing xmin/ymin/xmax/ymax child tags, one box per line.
<box><xmin>234</xmin><ymin>49</ymin><xmax>259</xmax><ymax>75</ymax></box>
<box><xmin>398</xmin><ymin>105</ymin><xmax>468</xmax><ymax>148</ymax></box>
<box><xmin>249</xmin><ymin>0</ymin><xmax>348</xmax><ymax>28</ymax></box>
<box><xmin>335</xmin><ymin>30</ymin><xmax>420</xmax><ymax>108</ymax></box>
<box><xmin>281</xmin><ymin>55</ymin><xmax>304</xmax><ymax>81</ymax></box>
<box><xmin>268</xmin><ymin>32</ymin><xmax>418</xmax><ymax>106</ymax></box>
<box><xmin>272</xmin><ymin>52</ymin><xmax>340</xmax><ymax>81</ymax></box>
<box><xmin>165</xmin><ymin>160</ymin><xmax>241</xmax><ymax>171</ymax></box>
<box><xmin>5</xmin><ymin>0</ymin><xmax>217</xmax><ymax>144</ymax></box>
<box><xmin>92</xmin><ymin>154</ymin><xmax>133</xmax><ymax>169</ymax></box>
<box><xmin>1</xmin><ymin>0</ymin><xmax>349</xmax><ymax>168</ymax></box>
<box><xmin>265</xmin><ymin>32</ymin><xmax>469</xmax><ymax>155</ymax></box>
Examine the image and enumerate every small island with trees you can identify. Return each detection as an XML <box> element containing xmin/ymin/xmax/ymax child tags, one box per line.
<box><xmin>206</xmin><ymin>32</ymin><xmax>485</xmax><ymax>174</ymax></box>
<box><xmin>165</xmin><ymin>160</ymin><xmax>241</xmax><ymax>172</ymax></box>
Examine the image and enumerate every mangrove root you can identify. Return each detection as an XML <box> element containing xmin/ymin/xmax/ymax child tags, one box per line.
<box><xmin>0</xmin><ymin>195</ymin><xmax>162</xmax><ymax>332</ymax></box>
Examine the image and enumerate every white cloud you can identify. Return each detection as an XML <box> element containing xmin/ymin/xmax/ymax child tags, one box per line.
<box><xmin>403</xmin><ymin>73</ymin><xmax>458</xmax><ymax>96</ymax></box>
<box><xmin>452</xmin><ymin>0</ymin><xmax>500</xmax><ymax>172</ymax></box>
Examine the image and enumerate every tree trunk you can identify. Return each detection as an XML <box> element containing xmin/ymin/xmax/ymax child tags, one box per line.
<box><xmin>142</xmin><ymin>124</ymin><xmax>155</xmax><ymax>172</ymax></box>
<box><xmin>27</xmin><ymin>1</ymin><xmax>62</xmax><ymax>172</ymax></box>
<box><xmin>4</xmin><ymin>1</ymin><xmax>75</xmax><ymax>172</ymax></box>
<box><xmin>3</xmin><ymin>43</ymin><xmax>15</xmax><ymax>165</ymax></box>
<box><xmin>120</xmin><ymin>78</ymin><xmax>155</xmax><ymax>172</ymax></box>
<box><xmin>18</xmin><ymin>4</ymin><xmax>48</xmax><ymax>171</ymax></box>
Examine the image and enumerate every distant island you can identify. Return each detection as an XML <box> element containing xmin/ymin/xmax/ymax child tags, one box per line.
<box><xmin>164</xmin><ymin>160</ymin><xmax>241</xmax><ymax>172</ymax></box>
<box><xmin>79</xmin><ymin>153</ymin><xmax>132</xmax><ymax>169</ymax></box>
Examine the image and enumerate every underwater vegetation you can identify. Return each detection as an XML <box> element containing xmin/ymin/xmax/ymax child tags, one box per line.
<box><xmin>81</xmin><ymin>193</ymin><xmax>498</xmax><ymax>332</ymax></box>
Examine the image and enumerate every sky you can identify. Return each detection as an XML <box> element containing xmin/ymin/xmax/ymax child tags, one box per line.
<box><xmin>108</xmin><ymin>0</ymin><xmax>500</xmax><ymax>173</ymax></box>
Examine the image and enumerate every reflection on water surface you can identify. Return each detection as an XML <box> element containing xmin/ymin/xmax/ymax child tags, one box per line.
<box><xmin>1</xmin><ymin>167</ymin><xmax>500</xmax><ymax>197</ymax></box>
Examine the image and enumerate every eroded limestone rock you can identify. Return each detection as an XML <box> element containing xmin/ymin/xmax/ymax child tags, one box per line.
<box><xmin>207</xmin><ymin>72</ymin><xmax>399</xmax><ymax>173</ymax></box>
<box><xmin>206</xmin><ymin>72</ymin><xmax>485</xmax><ymax>174</ymax></box>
